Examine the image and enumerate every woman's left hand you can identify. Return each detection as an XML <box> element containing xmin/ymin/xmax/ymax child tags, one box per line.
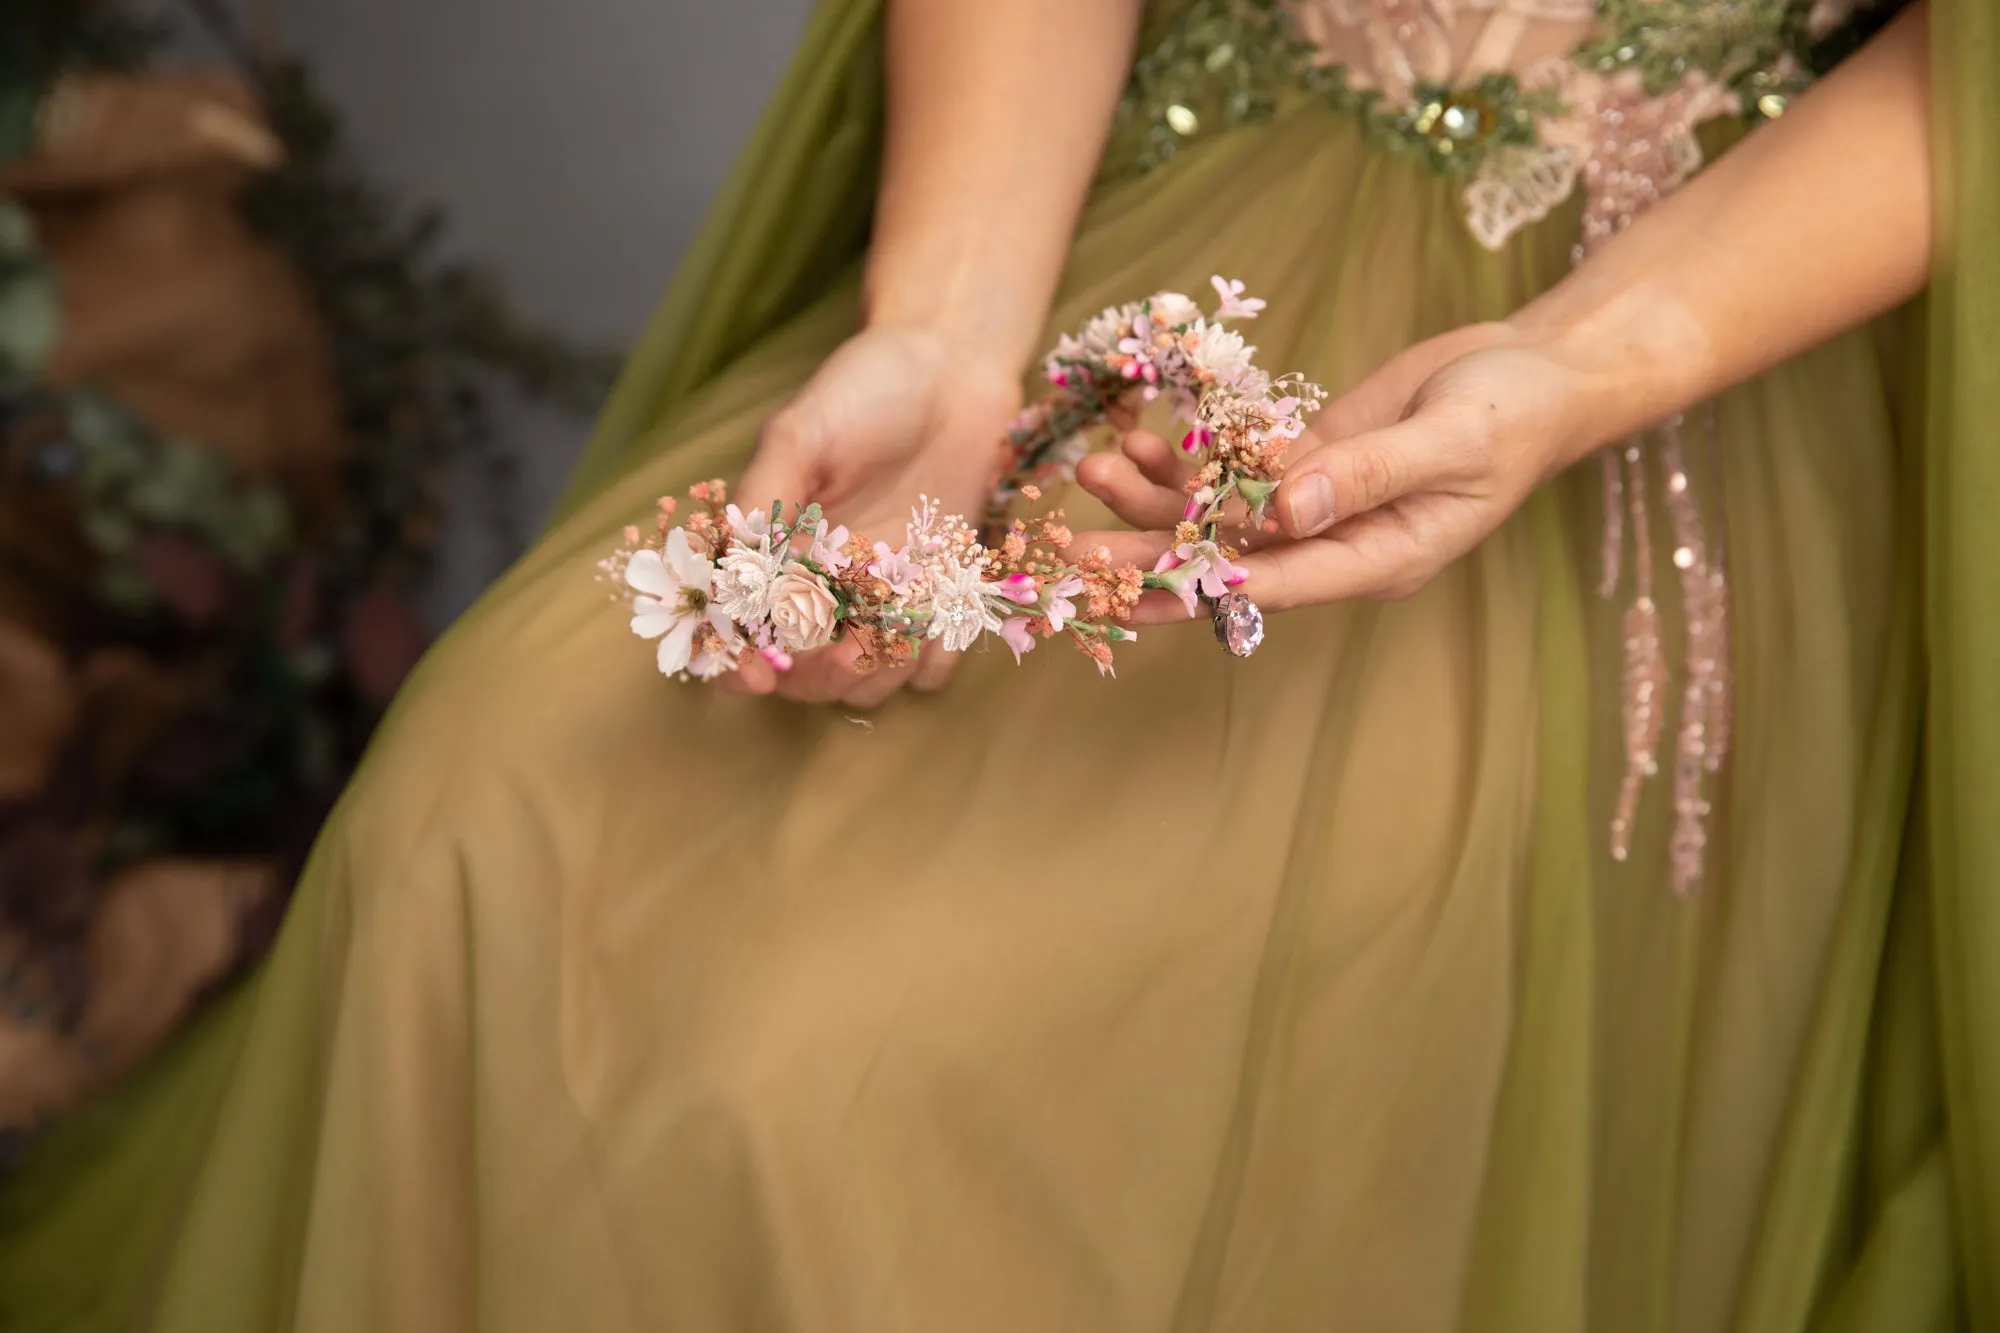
<box><xmin>1074</xmin><ymin>321</ymin><xmax>1611</xmax><ymax>618</ymax></box>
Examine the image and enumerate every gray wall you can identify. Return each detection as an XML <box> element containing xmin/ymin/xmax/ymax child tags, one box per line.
<box><xmin>276</xmin><ymin>0</ymin><xmax>815</xmax><ymax>624</ymax></box>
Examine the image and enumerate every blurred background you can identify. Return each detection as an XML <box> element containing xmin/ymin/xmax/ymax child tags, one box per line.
<box><xmin>0</xmin><ymin>0</ymin><xmax>807</xmax><ymax>1137</ymax></box>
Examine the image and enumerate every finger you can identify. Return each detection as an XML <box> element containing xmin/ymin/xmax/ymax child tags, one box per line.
<box><xmin>1066</xmin><ymin>528</ymin><xmax>1175</xmax><ymax>569</ymax></box>
<box><xmin>716</xmin><ymin>652</ymin><xmax>778</xmax><ymax>695</ymax></box>
<box><xmin>1122</xmin><ymin>429</ymin><xmax>1197</xmax><ymax>490</ymax></box>
<box><xmin>1274</xmin><ymin>413</ymin><xmax>1467</xmax><ymax>539</ymax></box>
<box><xmin>1075</xmin><ymin>453</ymin><xmax>1185</xmax><ymax>530</ymax></box>
<box><xmin>1226</xmin><ymin>510</ymin><xmax>1434</xmax><ymax>610</ymax></box>
<box><xmin>737</xmin><ymin>406</ymin><xmax>821</xmax><ymax>514</ymax></box>
<box><xmin>775</xmin><ymin>635</ymin><xmax>870</xmax><ymax>705</ymax></box>
<box><xmin>910</xmin><ymin>640</ymin><xmax>959</xmax><ymax>693</ymax></box>
<box><xmin>1106</xmin><ymin>400</ymin><xmax>1141</xmax><ymax>433</ymax></box>
<box><xmin>1120</xmin><ymin>587</ymin><xmax>1209</xmax><ymax>626</ymax></box>
<box><xmin>839</xmin><ymin>656</ymin><xmax>918</xmax><ymax>710</ymax></box>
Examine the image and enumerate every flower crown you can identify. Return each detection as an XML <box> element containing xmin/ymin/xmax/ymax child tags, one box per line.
<box><xmin>604</xmin><ymin>277</ymin><xmax>1324</xmax><ymax>681</ymax></box>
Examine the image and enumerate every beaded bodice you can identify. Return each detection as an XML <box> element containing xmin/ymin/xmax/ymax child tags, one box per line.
<box><xmin>1122</xmin><ymin>0</ymin><xmax>1867</xmax><ymax>251</ymax></box>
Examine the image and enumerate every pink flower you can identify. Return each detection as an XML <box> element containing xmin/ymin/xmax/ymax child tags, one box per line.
<box><xmin>760</xmin><ymin>644</ymin><xmax>795</xmax><ymax>672</ymax></box>
<box><xmin>1182</xmin><ymin>485</ymin><xmax>1218</xmax><ymax>523</ymax></box>
<box><xmin>1179</xmin><ymin>428</ymin><xmax>1213</xmax><ymax>455</ymax></box>
<box><xmin>867</xmin><ymin>542</ymin><xmax>923</xmax><ymax>595</ymax></box>
<box><xmin>1000</xmin><ymin>617</ymin><xmax>1038</xmax><ymax>663</ymax></box>
<box><xmin>1044</xmin><ymin>576</ymin><xmax>1083</xmax><ymax>633</ymax></box>
<box><xmin>807</xmin><ymin>520</ymin><xmax>852</xmax><ymax>570</ymax></box>
<box><xmin>767</xmin><ymin>562</ymin><xmax>841</xmax><ymax>652</ymax></box>
<box><xmin>996</xmin><ymin>573</ymin><xmax>1040</xmax><ymax>606</ymax></box>
<box><xmin>1210</xmin><ymin>275</ymin><xmax>1267</xmax><ymax>320</ymax></box>
<box><xmin>1149</xmin><ymin>540</ymin><xmax>1248</xmax><ymax>618</ymax></box>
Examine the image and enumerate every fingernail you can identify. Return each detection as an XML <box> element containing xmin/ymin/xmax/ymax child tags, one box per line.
<box><xmin>1287</xmin><ymin>475</ymin><xmax>1334</xmax><ymax>535</ymax></box>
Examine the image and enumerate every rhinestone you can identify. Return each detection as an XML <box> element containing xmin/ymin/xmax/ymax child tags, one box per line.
<box><xmin>1212</xmin><ymin>593</ymin><xmax>1264</xmax><ymax>658</ymax></box>
<box><xmin>1757</xmin><ymin>93</ymin><xmax>1788</xmax><ymax>119</ymax></box>
<box><xmin>1666</xmin><ymin>471</ymin><xmax>1687</xmax><ymax>494</ymax></box>
<box><xmin>1673</xmin><ymin>546</ymin><xmax>1695</xmax><ymax>569</ymax></box>
<box><xmin>1164</xmin><ymin>105</ymin><xmax>1199</xmax><ymax>136</ymax></box>
<box><xmin>1439</xmin><ymin>103</ymin><xmax>1480</xmax><ymax>141</ymax></box>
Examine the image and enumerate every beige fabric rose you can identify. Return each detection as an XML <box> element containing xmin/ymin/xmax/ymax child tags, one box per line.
<box><xmin>766</xmin><ymin>562</ymin><xmax>839</xmax><ymax>652</ymax></box>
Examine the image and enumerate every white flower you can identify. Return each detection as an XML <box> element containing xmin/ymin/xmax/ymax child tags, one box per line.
<box><xmin>724</xmin><ymin>502</ymin><xmax>774</xmax><ymax>540</ymax></box>
<box><xmin>1209</xmin><ymin>275</ymin><xmax>1267</xmax><ymax>321</ymax></box>
<box><xmin>1148</xmin><ymin>291</ymin><xmax>1201</xmax><ymax>328</ymax></box>
<box><xmin>1076</xmin><ymin>302</ymin><xmax>1141</xmax><ymax>358</ymax></box>
<box><xmin>767</xmin><ymin>562</ymin><xmax>841</xmax><ymax>652</ymax></box>
<box><xmin>924</xmin><ymin>556</ymin><xmax>1003</xmax><ymax>653</ymax></box>
<box><xmin>713</xmin><ymin>535</ymin><xmax>785</xmax><ymax>623</ymax></box>
<box><xmin>626</xmin><ymin>529</ymin><xmax>733</xmax><ymax>676</ymax></box>
<box><xmin>1187</xmin><ymin>321</ymin><xmax>1257</xmax><ymax>391</ymax></box>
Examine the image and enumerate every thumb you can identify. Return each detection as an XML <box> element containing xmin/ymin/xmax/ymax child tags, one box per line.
<box><xmin>737</xmin><ymin>406</ymin><xmax>822</xmax><ymax>516</ymax></box>
<box><xmin>1275</xmin><ymin>414</ymin><xmax>1446</xmax><ymax>539</ymax></box>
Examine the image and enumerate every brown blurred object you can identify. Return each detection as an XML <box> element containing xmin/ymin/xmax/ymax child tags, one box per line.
<box><xmin>0</xmin><ymin>71</ymin><xmax>342</xmax><ymax>497</ymax></box>
<box><xmin>0</xmin><ymin>857</ymin><xmax>272</xmax><ymax>1128</ymax></box>
<box><xmin>0</xmin><ymin>623</ymin><xmax>74</xmax><ymax>801</ymax></box>
<box><xmin>0</xmin><ymin>70</ymin><xmax>347</xmax><ymax>1129</ymax></box>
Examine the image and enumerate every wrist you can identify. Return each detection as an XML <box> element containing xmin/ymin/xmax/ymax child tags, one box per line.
<box><xmin>1502</xmin><ymin>277</ymin><xmax>1718</xmax><ymax>466</ymax></box>
<box><xmin>862</xmin><ymin>247</ymin><xmax>1051</xmax><ymax>379</ymax></box>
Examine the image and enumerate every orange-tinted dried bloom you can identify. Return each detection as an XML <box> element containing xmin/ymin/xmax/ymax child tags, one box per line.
<box><xmin>1020</xmin><ymin>484</ymin><xmax>1042</xmax><ymax>502</ymax></box>
<box><xmin>1175</xmin><ymin>521</ymin><xmax>1201</xmax><ymax>545</ymax></box>
<box><xmin>657</xmin><ymin>496</ymin><xmax>678</xmax><ymax>518</ymax></box>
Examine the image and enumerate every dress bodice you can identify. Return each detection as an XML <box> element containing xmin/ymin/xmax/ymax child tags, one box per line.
<box><xmin>1122</xmin><ymin>0</ymin><xmax>1875</xmax><ymax>250</ymax></box>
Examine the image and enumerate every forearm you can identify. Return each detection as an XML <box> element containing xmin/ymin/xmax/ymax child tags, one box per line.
<box><xmin>864</xmin><ymin>0</ymin><xmax>1144</xmax><ymax>373</ymax></box>
<box><xmin>1513</xmin><ymin>1</ymin><xmax>1932</xmax><ymax>456</ymax></box>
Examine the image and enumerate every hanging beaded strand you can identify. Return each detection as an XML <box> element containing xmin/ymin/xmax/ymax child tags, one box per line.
<box><xmin>1657</xmin><ymin>410</ymin><xmax>1732</xmax><ymax>895</ymax></box>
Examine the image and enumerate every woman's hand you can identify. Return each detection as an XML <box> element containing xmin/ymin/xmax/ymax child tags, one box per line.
<box><xmin>1075</xmin><ymin>322</ymin><xmax>1609</xmax><ymax>618</ymax></box>
<box><xmin>722</xmin><ymin>325</ymin><xmax>1022</xmax><ymax>706</ymax></box>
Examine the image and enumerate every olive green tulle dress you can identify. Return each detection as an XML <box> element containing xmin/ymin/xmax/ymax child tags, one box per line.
<box><xmin>4</xmin><ymin>2</ymin><xmax>1998</xmax><ymax>1330</ymax></box>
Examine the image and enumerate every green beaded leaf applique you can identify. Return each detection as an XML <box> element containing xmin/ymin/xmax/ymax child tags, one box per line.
<box><xmin>1112</xmin><ymin>0</ymin><xmax>1322</xmax><ymax>174</ymax></box>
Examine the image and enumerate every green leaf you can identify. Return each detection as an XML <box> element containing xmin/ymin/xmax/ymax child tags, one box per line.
<box><xmin>0</xmin><ymin>259</ymin><xmax>59</xmax><ymax>383</ymax></box>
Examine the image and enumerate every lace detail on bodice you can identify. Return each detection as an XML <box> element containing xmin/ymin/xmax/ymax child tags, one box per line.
<box><xmin>1283</xmin><ymin>0</ymin><xmax>1793</xmax><ymax>251</ymax></box>
<box><xmin>1116</xmin><ymin>1</ymin><xmax>1879</xmax><ymax>253</ymax></box>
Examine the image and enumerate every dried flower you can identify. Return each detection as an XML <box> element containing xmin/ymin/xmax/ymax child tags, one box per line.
<box><xmin>714</xmin><ymin>535</ymin><xmax>785</xmax><ymax>623</ymax></box>
<box><xmin>767</xmin><ymin>562</ymin><xmax>841</xmax><ymax>652</ymax></box>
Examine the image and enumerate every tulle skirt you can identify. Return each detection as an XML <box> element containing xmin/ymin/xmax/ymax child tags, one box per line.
<box><xmin>3</xmin><ymin>93</ymin><xmax>1938</xmax><ymax>1333</ymax></box>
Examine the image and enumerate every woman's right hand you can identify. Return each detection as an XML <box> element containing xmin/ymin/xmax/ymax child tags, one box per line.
<box><xmin>721</xmin><ymin>324</ymin><xmax>1024</xmax><ymax>708</ymax></box>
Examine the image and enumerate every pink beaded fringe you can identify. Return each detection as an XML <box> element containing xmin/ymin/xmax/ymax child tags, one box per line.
<box><xmin>1599</xmin><ymin>403</ymin><xmax>1733</xmax><ymax>896</ymax></box>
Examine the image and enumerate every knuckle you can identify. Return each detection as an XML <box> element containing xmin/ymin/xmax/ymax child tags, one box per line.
<box><xmin>1346</xmin><ymin>448</ymin><xmax>1401</xmax><ymax>511</ymax></box>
